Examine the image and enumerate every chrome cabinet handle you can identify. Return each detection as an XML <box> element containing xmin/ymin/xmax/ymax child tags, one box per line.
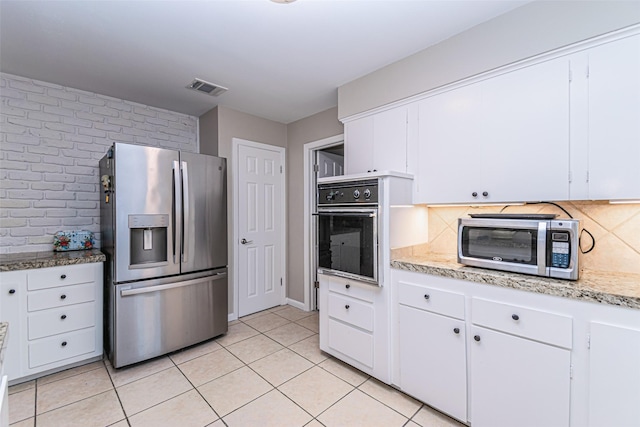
<box><xmin>241</xmin><ymin>238</ymin><xmax>253</xmax><ymax>245</ymax></box>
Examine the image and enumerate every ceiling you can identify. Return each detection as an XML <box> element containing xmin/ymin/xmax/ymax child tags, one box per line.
<box><xmin>0</xmin><ymin>0</ymin><xmax>529</xmax><ymax>124</ymax></box>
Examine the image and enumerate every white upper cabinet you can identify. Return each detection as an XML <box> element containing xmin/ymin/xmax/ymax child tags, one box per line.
<box><xmin>416</xmin><ymin>83</ymin><xmax>483</xmax><ymax>203</ymax></box>
<box><xmin>345</xmin><ymin>115</ymin><xmax>374</xmax><ymax>175</ymax></box>
<box><xmin>415</xmin><ymin>56</ymin><xmax>570</xmax><ymax>204</ymax></box>
<box><xmin>584</xmin><ymin>35</ymin><xmax>640</xmax><ymax>200</ymax></box>
<box><xmin>481</xmin><ymin>59</ymin><xmax>570</xmax><ymax>203</ymax></box>
<box><xmin>345</xmin><ymin>106</ymin><xmax>408</xmax><ymax>174</ymax></box>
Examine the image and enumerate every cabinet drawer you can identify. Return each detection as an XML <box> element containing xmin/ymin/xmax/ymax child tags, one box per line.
<box><xmin>27</xmin><ymin>283</ymin><xmax>95</xmax><ymax>312</ymax></box>
<box><xmin>398</xmin><ymin>280</ymin><xmax>465</xmax><ymax>320</ymax></box>
<box><xmin>28</xmin><ymin>302</ymin><xmax>96</xmax><ymax>340</ymax></box>
<box><xmin>472</xmin><ymin>298</ymin><xmax>572</xmax><ymax>349</ymax></box>
<box><xmin>327</xmin><ymin>276</ymin><xmax>376</xmax><ymax>303</ymax></box>
<box><xmin>328</xmin><ymin>318</ymin><xmax>374</xmax><ymax>368</ymax></box>
<box><xmin>27</xmin><ymin>264</ymin><xmax>96</xmax><ymax>291</ymax></box>
<box><xmin>28</xmin><ymin>327</ymin><xmax>95</xmax><ymax>368</ymax></box>
<box><xmin>328</xmin><ymin>293</ymin><xmax>374</xmax><ymax>332</ymax></box>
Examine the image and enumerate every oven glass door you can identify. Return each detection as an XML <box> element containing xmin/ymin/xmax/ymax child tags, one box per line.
<box><xmin>317</xmin><ymin>208</ymin><xmax>378</xmax><ymax>284</ymax></box>
<box><xmin>461</xmin><ymin>226</ymin><xmax>537</xmax><ymax>265</ymax></box>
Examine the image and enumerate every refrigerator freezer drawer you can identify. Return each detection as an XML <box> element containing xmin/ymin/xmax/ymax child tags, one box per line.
<box><xmin>111</xmin><ymin>271</ymin><xmax>228</xmax><ymax>368</ymax></box>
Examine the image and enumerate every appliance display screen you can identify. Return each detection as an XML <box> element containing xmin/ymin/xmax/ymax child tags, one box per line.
<box><xmin>317</xmin><ymin>212</ymin><xmax>376</xmax><ymax>280</ymax></box>
<box><xmin>462</xmin><ymin>227</ymin><xmax>537</xmax><ymax>265</ymax></box>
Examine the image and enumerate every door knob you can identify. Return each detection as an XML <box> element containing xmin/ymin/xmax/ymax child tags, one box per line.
<box><xmin>240</xmin><ymin>238</ymin><xmax>253</xmax><ymax>245</ymax></box>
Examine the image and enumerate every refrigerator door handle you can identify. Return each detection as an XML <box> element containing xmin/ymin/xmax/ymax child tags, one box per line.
<box><xmin>120</xmin><ymin>272</ymin><xmax>228</xmax><ymax>297</ymax></box>
<box><xmin>181</xmin><ymin>160</ymin><xmax>189</xmax><ymax>264</ymax></box>
<box><xmin>172</xmin><ymin>160</ymin><xmax>181</xmax><ymax>264</ymax></box>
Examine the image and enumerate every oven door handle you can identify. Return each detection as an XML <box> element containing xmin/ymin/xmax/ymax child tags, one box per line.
<box><xmin>313</xmin><ymin>212</ymin><xmax>376</xmax><ymax>218</ymax></box>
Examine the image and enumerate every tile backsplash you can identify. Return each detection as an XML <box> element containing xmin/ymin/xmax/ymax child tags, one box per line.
<box><xmin>418</xmin><ymin>201</ymin><xmax>640</xmax><ymax>275</ymax></box>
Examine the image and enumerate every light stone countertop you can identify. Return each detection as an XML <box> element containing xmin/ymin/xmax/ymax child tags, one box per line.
<box><xmin>391</xmin><ymin>253</ymin><xmax>640</xmax><ymax>310</ymax></box>
<box><xmin>0</xmin><ymin>249</ymin><xmax>106</xmax><ymax>272</ymax></box>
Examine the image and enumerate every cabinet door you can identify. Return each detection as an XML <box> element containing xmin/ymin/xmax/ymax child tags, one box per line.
<box><xmin>416</xmin><ymin>84</ymin><xmax>483</xmax><ymax>204</ymax></box>
<box><xmin>345</xmin><ymin>116</ymin><xmax>374</xmax><ymax>174</ymax></box>
<box><xmin>372</xmin><ymin>107</ymin><xmax>407</xmax><ymax>173</ymax></box>
<box><xmin>398</xmin><ymin>305</ymin><xmax>467</xmax><ymax>422</ymax></box>
<box><xmin>481</xmin><ymin>58</ymin><xmax>570</xmax><ymax>202</ymax></box>
<box><xmin>0</xmin><ymin>272</ymin><xmax>27</xmax><ymax>381</ymax></box>
<box><xmin>587</xmin><ymin>35</ymin><xmax>640</xmax><ymax>200</ymax></box>
<box><xmin>471</xmin><ymin>326</ymin><xmax>570</xmax><ymax>427</ymax></box>
<box><xmin>588</xmin><ymin>322</ymin><xmax>640</xmax><ymax>427</ymax></box>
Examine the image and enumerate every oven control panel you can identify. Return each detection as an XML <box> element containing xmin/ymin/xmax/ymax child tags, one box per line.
<box><xmin>318</xmin><ymin>179</ymin><xmax>378</xmax><ymax>205</ymax></box>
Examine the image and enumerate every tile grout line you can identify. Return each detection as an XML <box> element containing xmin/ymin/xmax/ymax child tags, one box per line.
<box><xmin>102</xmin><ymin>358</ymin><xmax>130</xmax><ymax>427</ymax></box>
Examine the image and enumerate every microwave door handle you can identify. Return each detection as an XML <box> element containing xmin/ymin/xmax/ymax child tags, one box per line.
<box><xmin>181</xmin><ymin>160</ymin><xmax>189</xmax><ymax>264</ymax></box>
<box><xmin>172</xmin><ymin>160</ymin><xmax>180</xmax><ymax>264</ymax></box>
<box><xmin>537</xmin><ymin>221</ymin><xmax>548</xmax><ymax>276</ymax></box>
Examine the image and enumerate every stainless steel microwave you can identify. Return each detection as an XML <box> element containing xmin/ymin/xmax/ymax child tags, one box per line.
<box><xmin>457</xmin><ymin>215</ymin><xmax>580</xmax><ymax>280</ymax></box>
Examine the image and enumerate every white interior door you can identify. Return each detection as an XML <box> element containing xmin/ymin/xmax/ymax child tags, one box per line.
<box><xmin>317</xmin><ymin>151</ymin><xmax>344</xmax><ymax>178</ymax></box>
<box><xmin>237</xmin><ymin>142</ymin><xmax>285</xmax><ymax>317</ymax></box>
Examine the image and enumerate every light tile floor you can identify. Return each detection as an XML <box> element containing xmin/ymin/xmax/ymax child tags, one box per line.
<box><xmin>8</xmin><ymin>305</ymin><xmax>466</xmax><ymax>427</ymax></box>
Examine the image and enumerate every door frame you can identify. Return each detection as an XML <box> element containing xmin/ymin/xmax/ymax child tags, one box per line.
<box><xmin>232</xmin><ymin>138</ymin><xmax>287</xmax><ymax>320</ymax></box>
<box><xmin>303</xmin><ymin>134</ymin><xmax>344</xmax><ymax>311</ymax></box>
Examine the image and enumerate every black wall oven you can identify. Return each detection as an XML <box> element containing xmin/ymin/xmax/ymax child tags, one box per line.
<box><xmin>316</xmin><ymin>179</ymin><xmax>379</xmax><ymax>285</ymax></box>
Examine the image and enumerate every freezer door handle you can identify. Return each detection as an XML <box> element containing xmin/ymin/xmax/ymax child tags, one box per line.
<box><xmin>181</xmin><ymin>160</ymin><xmax>189</xmax><ymax>264</ymax></box>
<box><xmin>172</xmin><ymin>160</ymin><xmax>181</xmax><ymax>264</ymax></box>
<box><xmin>120</xmin><ymin>272</ymin><xmax>227</xmax><ymax>297</ymax></box>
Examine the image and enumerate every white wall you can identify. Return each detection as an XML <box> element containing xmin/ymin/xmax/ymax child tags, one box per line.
<box><xmin>338</xmin><ymin>1</ymin><xmax>640</xmax><ymax>119</ymax></box>
<box><xmin>0</xmin><ymin>73</ymin><xmax>198</xmax><ymax>253</ymax></box>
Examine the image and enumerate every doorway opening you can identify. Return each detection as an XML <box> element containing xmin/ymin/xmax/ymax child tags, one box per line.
<box><xmin>303</xmin><ymin>135</ymin><xmax>344</xmax><ymax>312</ymax></box>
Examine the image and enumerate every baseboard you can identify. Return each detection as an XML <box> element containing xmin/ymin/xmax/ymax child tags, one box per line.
<box><xmin>286</xmin><ymin>298</ymin><xmax>307</xmax><ymax>311</ymax></box>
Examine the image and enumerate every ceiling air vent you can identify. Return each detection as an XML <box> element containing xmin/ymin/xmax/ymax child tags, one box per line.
<box><xmin>186</xmin><ymin>78</ymin><xmax>228</xmax><ymax>97</ymax></box>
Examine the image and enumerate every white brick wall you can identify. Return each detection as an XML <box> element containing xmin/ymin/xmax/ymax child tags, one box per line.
<box><xmin>0</xmin><ymin>73</ymin><xmax>198</xmax><ymax>254</ymax></box>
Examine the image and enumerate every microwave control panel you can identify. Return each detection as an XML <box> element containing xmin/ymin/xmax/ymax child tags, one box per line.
<box><xmin>550</xmin><ymin>231</ymin><xmax>571</xmax><ymax>268</ymax></box>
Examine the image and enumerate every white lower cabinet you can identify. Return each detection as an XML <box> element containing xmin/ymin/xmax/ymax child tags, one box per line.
<box><xmin>319</xmin><ymin>273</ymin><xmax>390</xmax><ymax>382</ymax></box>
<box><xmin>398</xmin><ymin>305</ymin><xmax>467</xmax><ymax>422</ymax></box>
<box><xmin>0</xmin><ymin>263</ymin><xmax>103</xmax><ymax>383</ymax></box>
<box><xmin>391</xmin><ymin>268</ymin><xmax>640</xmax><ymax>427</ymax></box>
<box><xmin>587</xmin><ymin>322</ymin><xmax>640</xmax><ymax>427</ymax></box>
<box><xmin>0</xmin><ymin>375</ymin><xmax>7</xmax><ymax>427</ymax></box>
<box><xmin>470</xmin><ymin>298</ymin><xmax>572</xmax><ymax>427</ymax></box>
<box><xmin>470</xmin><ymin>326</ymin><xmax>571</xmax><ymax>427</ymax></box>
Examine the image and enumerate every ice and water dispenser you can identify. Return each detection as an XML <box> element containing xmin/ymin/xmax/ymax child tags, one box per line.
<box><xmin>128</xmin><ymin>214</ymin><xmax>169</xmax><ymax>267</ymax></box>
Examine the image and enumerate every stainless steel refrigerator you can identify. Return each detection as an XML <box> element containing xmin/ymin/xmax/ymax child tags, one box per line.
<box><xmin>99</xmin><ymin>142</ymin><xmax>228</xmax><ymax>368</ymax></box>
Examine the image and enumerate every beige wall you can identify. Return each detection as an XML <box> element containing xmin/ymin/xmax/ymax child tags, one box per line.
<box><xmin>286</xmin><ymin>107</ymin><xmax>344</xmax><ymax>303</ymax></box>
<box><xmin>338</xmin><ymin>1</ymin><xmax>640</xmax><ymax>119</ymax></box>
<box><xmin>199</xmin><ymin>106</ymin><xmax>219</xmax><ymax>156</ymax></box>
<box><xmin>210</xmin><ymin>106</ymin><xmax>288</xmax><ymax>315</ymax></box>
<box><xmin>202</xmin><ymin>105</ymin><xmax>343</xmax><ymax>312</ymax></box>
<box><xmin>420</xmin><ymin>202</ymin><xmax>640</xmax><ymax>276</ymax></box>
